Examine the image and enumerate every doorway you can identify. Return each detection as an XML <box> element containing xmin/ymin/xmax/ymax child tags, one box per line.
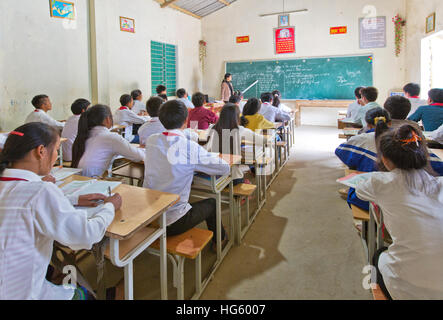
<box><xmin>421</xmin><ymin>30</ymin><xmax>443</xmax><ymax>98</ymax></box>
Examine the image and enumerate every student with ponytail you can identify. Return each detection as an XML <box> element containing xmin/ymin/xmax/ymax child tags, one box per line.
<box><xmin>355</xmin><ymin>124</ymin><xmax>443</xmax><ymax>300</ymax></box>
<box><xmin>0</xmin><ymin>122</ymin><xmax>121</xmax><ymax>300</ymax></box>
<box><xmin>272</xmin><ymin>90</ymin><xmax>292</xmax><ymax>113</ymax></box>
<box><xmin>242</xmin><ymin>98</ymin><xmax>274</xmax><ymax>131</ymax></box>
<box><xmin>72</xmin><ymin>104</ymin><xmax>144</xmax><ymax>178</ymax></box>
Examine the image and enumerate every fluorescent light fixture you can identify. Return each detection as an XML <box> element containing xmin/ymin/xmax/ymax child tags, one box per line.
<box><xmin>259</xmin><ymin>9</ymin><xmax>308</xmax><ymax>17</ymax></box>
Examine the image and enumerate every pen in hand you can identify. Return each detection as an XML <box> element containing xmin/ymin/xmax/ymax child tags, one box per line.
<box><xmin>108</xmin><ymin>186</ymin><xmax>112</xmax><ymax>197</ymax></box>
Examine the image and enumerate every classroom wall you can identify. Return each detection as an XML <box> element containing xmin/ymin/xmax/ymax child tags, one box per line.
<box><xmin>0</xmin><ymin>0</ymin><xmax>202</xmax><ymax>131</ymax></box>
<box><xmin>201</xmin><ymin>0</ymin><xmax>407</xmax><ymax>124</ymax></box>
<box><xmin>405</xmin><ymin>0</ymin><xmax>443</xmax><ymax>87</ymax></box>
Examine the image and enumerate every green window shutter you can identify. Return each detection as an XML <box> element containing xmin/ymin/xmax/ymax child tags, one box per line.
<box><xmin>151</xmin><ymin>41</ymin><xmax>177</xmax><ymax>96</ymax></box>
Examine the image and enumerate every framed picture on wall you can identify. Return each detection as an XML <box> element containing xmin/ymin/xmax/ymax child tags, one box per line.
<box><xmin>49</xmin><ymin>0</ymin><xmax>75</xmax><ymax>20</ymax></box>
<box><xmin>278</xmin><ymin>14</ymin><xmax>290</xmax><ymax>27</ymax></box>
<box><xmin>120</xmin><ymin>16</ymin><xmax>135</xmax><ymax>33</ymax></box>
<box><xmin>426</xmin><ymin>13</ymin><xmax>436</xmax><ymax>33</ymax></box>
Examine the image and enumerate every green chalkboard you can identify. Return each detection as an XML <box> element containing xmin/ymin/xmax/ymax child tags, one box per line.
<box><xmin>226</xmin><ymin>55</ymin><xmax>373</xmax><ymax>100</ymax></box>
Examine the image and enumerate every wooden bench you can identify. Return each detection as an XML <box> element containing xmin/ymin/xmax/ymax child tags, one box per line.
<box><xmin>352</xmin><ymin>205</ymin><xmax>370</xmax><ymax>222</ymax></box>
<box><xmin>147</xmin><ymin>228</ymin><xmax>214</xmax><ymax>300</ymax></box>
<box><xmin>371</xmin><ymin>284</ymin><xmax>388</xmax><ymax>300</ymax></box>
<box><xmin>223</xmin><ymin>183</ymin><xmax>258</xmax><ymax>245</ymax></box>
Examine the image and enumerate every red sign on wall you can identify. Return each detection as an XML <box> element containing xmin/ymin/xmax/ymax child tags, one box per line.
<box><xmin>274</xmin><ymin>27</ymin><xmax>295</xmax><ymax>54</ymax></box>
<box><xmin>236</xmin><ymin>36</ymin><xmax>250</xmax><ymax>43</ymax></box>
<box><xmin>330</xmin><ymin>26</ymin><xmax>347</xmax><ymax>35</ymax></box>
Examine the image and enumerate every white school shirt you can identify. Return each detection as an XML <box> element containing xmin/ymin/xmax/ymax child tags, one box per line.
<box><xmin>61</xmin><ymin>114</ymin><xmax>80</xmax><ymax>162</ymax></box>
<box><xmin>143</xmin><ymin>129</ymin><xmax>230</xmax><ymax>226</ymax></box>
<box><xmin>407</xmin><ymin>97</ymin><xmax>427</xmax><ymax>118</ymax></box>
<box><xmin>78</xmin><ymin>126</ymin><xmax>145</xmax><ymax>178</ymax></box>
<box><xmin>25</xmin><ymin>109</ymin><xmax>65</xmax><ymax>130</ymax></box>
<box><xmin>131</xmin><ymin>100</ymin><xmax>146</xmax><ymax>115</ymax></box>
<box><xmin>0</xmin><ymin>133</ymin><xmax>9</xmax><ymax>150</ymax></box>
<box><xmin>347</xmin><ymin>101</ymin><xmax>361</xmax><ymax>119</ymax></box>
<box><xmin>113</xmin><ymin>107</ymin><xmax>149</xmax><ymax>142</ymax></box>
<box><xmin>356</xmin><ymin>169</ymin><xmax>443</xmax><ymax>300</ymax></box>
<box><xmin>0</xmin><ymin>169</ymin><xmax>115</xmax><ymax>300</ymax></box>
<box><xmin>178</xmin><ymin>97</ymin><xmax>195</xmax><ymax>109</ymax></box>
<box><xmin>354</xmin><ymin>102</ymin><xmax>380</xmax><ymax>127</ymax></box>
<box><xmin>138</xmin><ymin>118</ymin><xmax>198</xmax><ymax>146</ymax></box>
<box><xmin>259</xmin><ymin>102</ymin><xmax>291</xmax><ymax>123</ymax></box>
<box><xmin>430</xmin><ymin>123</ymin><xmax>443</xmax><ymax>144</ymax></box>
<box><xmin>205</xmin><ymin>126</ymin><xmax>267</xmax><ymax>179</ymax></box>
<box><xmin>278</xmin><ymin>103</ymin><xmax>293</xmax><ymax>114</ymax></box>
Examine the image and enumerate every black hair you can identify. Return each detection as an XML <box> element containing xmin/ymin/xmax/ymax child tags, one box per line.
<box><xmin>365</xmin><ymin>107</ymin><xmax>392</xmax><ymax>139</ymax></box>
<box><xmin>192</xmin><ymin>92</ymin><xmax>206</xmax><ymax>108</ymax></box>
<box><xmin>224</xmin><ymin>73</ymin><xmax>232</xmax><ymax>81</ymax></box>
<box><xmin>146</xmin><ymin>96</ymin><xmax>164</xmax><ymax>117</ymax></box>
<box><xmin>428</xmin><ymin>88</ymin><xmax>443</xmax><ymax>103</ymax></box>
<box><xmin>71</xmin><ymin>98</ymin><xmax>90</xmax><ymax>115</ymax></box>
<box><xmin>120</xmin><ymin>94</ymin><xmax>132</xmax><ymax>107</ymax></box>
<box><xmin>260</xmin><ymin>92</ymin><xmax>274</xmax><ymax>103</ymax></box>
<box><xmin>158</xmin><ymin>100</ymin><xmax>188</xmax><ymax>130</ymax></box>
<box><xmin>361</xmin><ymin>87</ymin><xmax>378</xmax><ymax>102</ymax></box>
<box><xmin>176</xmin><ymin>88</ymin><xmax>187</xmax><ymax>98</ymax></box>
<box><xmin>31</xmin><ymin>95</ymin><xmax>49</xmax><ymax>109</ymax></box>
<box><xmin>272</xmin><ymin>90</ymin><xmax>281</xmax><ymax>108</ymax></box>
<box><xmin>158</xmin><ymin>94</ymin><xmax>168</xmax><ymax>102</ymax></box>
<box><xmin>355</xmin><ymin>87</ymin><xmax>364</xmax><ymax>99</ymax></box>
<box><xmin>156</xmin><ymin>85</ymin><xmax>167</xmax><ymax>94</ymax></box>
<box><xmin>242</xmin><ymin>98</ymin><xmax>261</xmax><ymax>116</ymax></box>
<box><xmin>211</xmin><ymin>103</ymin><xmax>241</xmax><ymax>155</ymax></box>
<box><xmin>71</xmin><ymin>105</ymin><xmax>113</xmax><ymax>168</ymax></box>
<box><xmin>403</xmin><ymin>83</ymin><xmax>421</xmax><ymax>97</ymax></box>
<box><xmin>229</xmin><ymin>94</ymin><xmax>242</xmax><ymax>104</ymax></box>
<box><xmin>131</xmin><ymin>89</ymin><xmax>142</xmax><ymax>100</ymax></box>
<box><xmin>384</xmin><ymin>96</ymin><xmax>412</xmax><ymax>120</ymax></box>
<box><xmin>0</xmin><ymin>123</ymin><xmax>59</xmax><ymax>175</ymax></box>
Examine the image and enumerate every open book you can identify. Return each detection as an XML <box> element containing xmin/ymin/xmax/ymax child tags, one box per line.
<box><xmin>61</xmin><ymin>179</ymin><xmax>121</xmax><ymax>197</ymax></box>
<box><xmin>50</xmin><ymin>167</ymin><xmax>83</xmax><ymax>181</ymax></box>
<box><xmin>337</xmin><ymin>172</ymin><xmax>373</xmax><ymax>188</ymax></box>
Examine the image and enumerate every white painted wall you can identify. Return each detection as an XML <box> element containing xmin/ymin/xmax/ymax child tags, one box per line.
<box><xmin>201</xmin><ymin>0</ymin><xmax>407</xmax><ymax>125</ymax></box>
<box><xmin>0</xmin><ymin>0</ymin><xmax>202</xmax><ymax>131</ymax></box>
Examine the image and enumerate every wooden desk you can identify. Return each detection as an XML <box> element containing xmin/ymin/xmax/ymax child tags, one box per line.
<box><xmin>295</xmin><ymin>100</ymin><xmax>354</xmax><ymax>126</ymax></box>
<box><xmin>59</xmin><ymin>175</ymin><xmax>179</xmax><ymax>300</ymax></box>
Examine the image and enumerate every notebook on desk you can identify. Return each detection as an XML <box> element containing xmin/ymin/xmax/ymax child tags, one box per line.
<box><xmin>337</xmin><ymin>172</ymin><xmax>373</xmax><ymax>188</ymax></box>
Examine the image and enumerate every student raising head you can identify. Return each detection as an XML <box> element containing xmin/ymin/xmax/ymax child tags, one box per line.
<box><xmin>113</xmin><ymin>94</ymin><xmax>149</xmax><ymax>144</ymax></box>
<box><xmin>61</xmin><ymin>98</ymin><xmax>90</xmax><ymax>162</ymax></box>
<box><xmin>347</xmin><ymin>87</ymin><xmax>364</xmax><ymax>120</ymax></box>
<box><xmin>242</xmin><ymin>98</ymin><xmax>274</xmax><ymax>131</ymax></box>
<box><xmin>176</xmin><ymin>88</ymin><xmax>195</xmax><ymax>109</ymax></box>
<box><xmin>0</xmin><ymin>122</ymin><xmax>121</xmax><ymax>300</ymax></box>
<box><xmin>143</xmin><ymin>100</ymin><xmax>230</xmax><ymax>251</ymax></box>
<box><xmin>403</xmin><ymin>83</ymin><xmax>427</xmax><ymax>117</ymax></box>
<box><xmin>156</xmin><ymin>85</ymin><xmax>168</xmax><ymax>101</ymax></box>
<box><xmin>272</xmin><ymin>90</ymin><xmax>292</xmax><ymax>114</ymax></box>
<box><xmin>206</xmin><ymin>103</ymin><xmax>267</xmax><ymax>185</ymax></box>
<box><xmin>188</xmin><ymin>92</ymin><xmax>218</xmax><ymax>130</ymax></box>
<box><xmin>355</xmin><ymin>124</ymin><xmax>443</xmax><ymax>300</ymax></box>
<box><xmin>383</xmin><ymin>96</ymin><xmax>421</xmax><ymax>132</ymax></box>
<box><xmin>354</xmin><ymin>87</ymin><xmax>381</xmax><ymax>128</ymax></box>
<box><xmin>131</xmin><ymin>89</ymin><xmax>148</xmax><ymax>116</ymax></box>
<box><xmin>72</xmin><ymin>104</ymin><xmax>144</xmax><ymax>178</ymax></box>
<box><xmin>408</xmin><ymin>88</ymin><xmax>443</xmax><ymax>131</ymax></box>
<box><xmin>25</xmin><ymin>94</ymin><xmax>65</xmax><ymax>131</ymax></box>
<box><xmin>259</xmin><ymin>92</ymin><xmax>291</xmax><ymax>123</ymax></box>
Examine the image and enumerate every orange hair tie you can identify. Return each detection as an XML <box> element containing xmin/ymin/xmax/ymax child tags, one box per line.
<box><xmin>10</xmin><ymin>131</ymin><xmax>24</xmax><ymax>137</ymax></box>
<box><xmin>400</xmin><ymin>131</ymin><xmax>422</xmax><ymax>147</ymax></box>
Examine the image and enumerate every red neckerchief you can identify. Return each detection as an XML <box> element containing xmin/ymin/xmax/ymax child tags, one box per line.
<box><xmin>34</xmin><ymin>109</ymin><xmax>40</xmax><ymax>112</ymax></box>
<box><xmin>409</xmin><ymin>96</ymin><xmax>420</xmax><ymax>99</ymax></box>
<box><xmin>162</xmin><ymin>132</ymin><xmax>180</xmax><ymax>137</ymax></box>
<box><xmin>0</xmin><ymin>177</ymin><xmax>28</xmax><ymax>182</ymax></box>
<box><xmin>119</xmin><ymin>106</ymin><xmax>129</xmax><ymax>110</ymax></box>
<box><xmin>431</xmin><ymin>103</ymin><xmax>443</xmax><ymax>107</ymax></box>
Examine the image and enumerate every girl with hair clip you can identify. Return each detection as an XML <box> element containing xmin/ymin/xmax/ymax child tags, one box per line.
<box><xmin>205</xmin><ymin>103</ymin><xmax>268</xmax><ymax>185</ymax></box>
<box><xmin>242</xmin><ymin>98</ymin><xmax>275</xmax><ymax>131</ymax></box>
<box><xmin>272</xmin><ymin>90</ymin><xmax>292</xmax><ymax>114</ymax></box>
<box><xmin>72</xmin><ymin>104</ymin><xmax>144</xmax><ymax>178</ymax></box>
<box><xmin>0</xmin><ymin>122</ymin><xmax>122</xmax><ymax>300</ymax></box>
<box><xmin>355</xmin><ymin>124</ymin><xmax>443</xmax><ymax>300</ymax></box>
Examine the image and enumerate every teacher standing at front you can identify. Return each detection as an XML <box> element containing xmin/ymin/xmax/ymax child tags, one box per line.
<box><xmin>221</xmin><ymin>73</ymin><xmax>234</xmax><ymax>103</ymax></box>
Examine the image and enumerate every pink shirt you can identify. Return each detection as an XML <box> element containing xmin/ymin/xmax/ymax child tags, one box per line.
<box><xmin>187</xmin><ymin>106</ymin><xmax>219</xmax><ymax>130</ymax></box>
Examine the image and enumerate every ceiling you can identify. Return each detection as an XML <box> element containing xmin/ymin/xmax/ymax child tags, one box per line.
<box><xmin>155</xmin><ymin>0</ymin><xmax>237</xmax><ymax>19</ymax></box>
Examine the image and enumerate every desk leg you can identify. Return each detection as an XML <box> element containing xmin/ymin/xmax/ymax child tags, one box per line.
<box><xmin>124</xmin><ymin>261</ymin><xmax>134</xmax><ymax>300</ymax></box>
<box><xmin>159</xmin><ymin>213</ymin><xmax>168</xmax><ymax>300</ymax></box>
<box><xmin>368</xmin><ymin>209</ymin><xmax>376</xmax><ymax>264</ymax></box>
<box><xmin>93</xmin><ymin>238</ymin><xmax>107</xmax><ymax>300</ymax></box>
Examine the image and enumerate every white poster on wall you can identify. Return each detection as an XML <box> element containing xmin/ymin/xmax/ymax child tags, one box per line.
<box><xmin>359</xmin><ymin>16</ymin><xmax>386</xmax><ymax>49</ymax></box>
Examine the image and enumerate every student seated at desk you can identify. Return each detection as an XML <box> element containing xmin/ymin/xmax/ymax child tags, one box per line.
<box><xmin>242</xmin><ymin>98</ymin><xmax>274</xmax><ymax>131</ymax></box>
<box><xmin>131</xmin><ymin>89</ymin><xmax>148</xmax><ymax>116</ymax></box>
<box><xmin>229</xmin><ymin>93</ymin><xmax>244</xmax><ymax>113</ymax></box>
<box><xmin>176</xmin><ymin>88</ymin><xmax>195</xmax><ymax>109</ymax></box>
<box><xmin>25</xmin><ymin>95</ymin><xmax>65</xmax><ymax>131</ymax></box>
<box><xmin>346</xmin><ymin>87</ymin><xmax>364</xmax><ymax>120</ymax></box>
<box><xmin>206</xmin><ymin>103</ymin><xmax>266</xmax><ymax>185</ymax></box>
<box><xmin>383</xmin><ymin>96</ymin><xmax>422</xmax><ymax>132</ymax></box>
<box><xmin>72</xmin><ymin>105</ymin><xmax>145</xmax><ymax>178</ymax></box>
<box><xmin>272</xmin><ymin>90</ymin><xmax>293</xmax><ymax>114</ymax></box>
<box><xmin>156</xmin><ymin>85</ymin><xmax>168</xmax><ymax>101</ymax></box>
<box><xmin>408</xmin><ymin>88</ymin><xmax>443</xmax><ymax>131</ymax></box>
<box><xmin>403</xmin><ymin>83</ymin><xmax>427</xmax><ymax>117</ymax></box>
<box><xmin>355</xmin><ymin>124</ymin><xmax>443</xmax><ymax>300</ymax></box>
<box><xmin>354</xmin><ymin>87</ymin><xmax>381</xmax><ymax>129</ymax></box>
<box><xmin>139</xmin><ymin>97</ymin><xmax>197</xmax><ymax>146</ymax></box>
<box><xmin>188</xmin><ymin>92</ymin><xmax>219</xmax><ymax>130</ymax></box>
<box><xmin>259</xmin><ymin>92</ymin><xmax>291</xmax><ymax>123</ymax></box>
<box><xmin>114</xmin><ymin>94</ymin><xmax>149</xmax><ymax>144</ymax></box>
<box><xmin>0</xmin><ymin>122</ymin><xmax>121</xmax><ymax>300</ymax></box>
<box><xmin>143</xmin><ymin>100</ymin><xmax>230</xmax><ymax>250</ymax></box>
<box><xmin>430</xmin><ymin>124</ymin><xmax>443</xmax><ymax>145</ymax></box>
<box><xmin>61</xmin><ymin>99</ymin><xmax>90</xmax><ymax>162</ymax></box>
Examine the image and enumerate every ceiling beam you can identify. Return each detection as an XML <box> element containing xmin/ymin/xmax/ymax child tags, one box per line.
<box><xmin>156</xmin><ymin>0</ymin><xmax>201</xmax><ymax>19</ymax></box>
<box><xmin>218</xmin><ymin>0</ymin><xmax>230</xmax><ymax>5</ymax></box>
<box><xmin>161</xmin><ymin>0</ymin><xmax>179</xmax><ymax>8</ymax></box>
